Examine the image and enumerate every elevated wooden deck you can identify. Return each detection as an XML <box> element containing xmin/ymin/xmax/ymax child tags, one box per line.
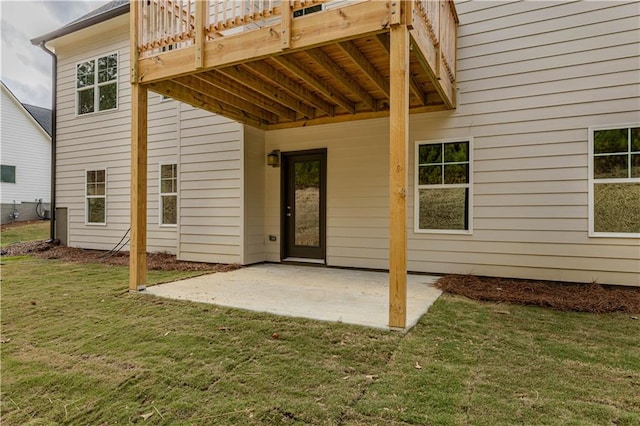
<box><xmin>129</xmin><ymin>0</ymin><xmax>459</xmax><ymax>329</ymax></box>
<box><xmin>132</xmin><ymin>0</ymin><xmax>458</xmax><ymax>129</ymax></box>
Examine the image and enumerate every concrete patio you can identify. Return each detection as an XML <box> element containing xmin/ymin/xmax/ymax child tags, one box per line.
<box><xmin>143</xmin><ymin>264</ymin><xmax>442</xmax><ymax>330</ymax></box>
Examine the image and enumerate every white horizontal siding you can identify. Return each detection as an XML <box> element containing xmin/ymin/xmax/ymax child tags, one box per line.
<box><xmin>0</xmin><ymin>85</ymin><xmax>51</xmax><ymax>206</ymax></box>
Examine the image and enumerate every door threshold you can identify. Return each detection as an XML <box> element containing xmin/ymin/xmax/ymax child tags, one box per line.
<box><xmin>282</xmin><ymin>257</ymin><xmax>325</xmax><ymax>265</ymax></box>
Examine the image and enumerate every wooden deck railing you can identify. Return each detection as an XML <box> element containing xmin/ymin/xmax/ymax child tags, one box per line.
<box><xmin>415</xmin><ymin>0</ymin><xmax>457</xmax><ymax>81</ymax></box>
<box><xmin>134</xmin><ymin>0</ymin><xmax>458</xmax><ymax>106</ymax></box>
<box><xmin>138</xmin><ymin>0</ymin><xmax>331</xmax><ymax>57</ymax></box>
<box><xmin>411</xmin><ymin>0</ymin><xmax>458</xmax><ymax>105</ymax></box>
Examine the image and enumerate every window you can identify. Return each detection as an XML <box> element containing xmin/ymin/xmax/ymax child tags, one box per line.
<box><xmin>86</xmin><ymin>169</ymin><xmax>106</xmax><ymax>224</ymax></box>
<box><xmin>1</xmin><ymin>165</ymin><xmax>16</xmax><ymax>183</ymax></box>
<box><xmin>589</xmin><ymin>125</ymin><xmax>640</xmax><ymax>236</ymax></box>
<box><xmin>160</xmin><ymin>164</ymin><xmax>177</xmax><ymax>225</ymax></box>
<box><xmin>293</xmin><ymin>4</ymin><xmax>322</xmax><ymax>17</ymax></box>
<box><xmin>415</xmin><ymin>139</ymin><xmax>472</xmax><ymax>233</ymax></box>
<box><xmin>76</xmin><ymin>52</ymin><xmax>118</xmax><ymax>115</ymax></box>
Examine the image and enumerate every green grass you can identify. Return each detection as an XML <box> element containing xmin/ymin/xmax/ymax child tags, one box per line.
<box><xmin>1</xmin><ymin>221</ymin><xmax>49</xmax><ymax>247</ymax></box>
<box><xmin>2</xmin><ymin>257</ymin><xmax>639</xmax><ymax>425</ymax></box>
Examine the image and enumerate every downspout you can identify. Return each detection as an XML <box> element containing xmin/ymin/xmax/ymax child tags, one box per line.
<box><xmin>38</xmin><ymin>41</ymin><xmax>57</xmax><ymax>242</ymax></box>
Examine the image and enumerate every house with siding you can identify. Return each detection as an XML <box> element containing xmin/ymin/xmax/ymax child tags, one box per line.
<box><xmin>0</xmin><ymin>81</ymin><xmax>51</xmax><ymax>223</ymax></box>
<box><xmin>32</xmin><ymin>0</ymin><xmax>639</xmax><ymax>326</ymax></box>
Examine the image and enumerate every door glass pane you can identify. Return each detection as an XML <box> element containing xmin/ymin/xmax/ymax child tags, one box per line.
<box><xmin>294</xmin><ymin>160</ymin><xmax>320</xmax><ymax>247</ymax></box>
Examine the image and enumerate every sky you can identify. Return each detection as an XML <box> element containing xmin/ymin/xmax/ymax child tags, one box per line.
<box><xmin>1</xmin><ymin>0</ymin><xmax>106</xmax><ymax>107</ymax></box>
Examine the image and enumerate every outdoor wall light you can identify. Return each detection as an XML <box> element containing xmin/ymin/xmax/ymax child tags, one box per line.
<box><xmin>267</xmin><ymin>150</ymin><xmax>280</xmax><ymax>167</ymax></box>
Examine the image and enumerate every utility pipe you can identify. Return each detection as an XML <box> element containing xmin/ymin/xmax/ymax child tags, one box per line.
<box><xmin>38</xmin><ymin>41</ymin><xmax>57</xmax><ymax>242</ymax></box>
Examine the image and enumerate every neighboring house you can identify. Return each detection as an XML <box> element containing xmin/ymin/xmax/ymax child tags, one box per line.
<box><xmin>0</xmin><ymin>81</ymin><xmax>51</xmax><ymax>223</ymax></box>
<box><xmin>32</xmin><ymin>0</ymin><xmax>639</xmax><ymax>299</ymax></box>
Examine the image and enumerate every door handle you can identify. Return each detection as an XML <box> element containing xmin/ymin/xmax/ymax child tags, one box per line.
<box><xmin>286</xmin><ymin>212</ymin><xmax>292</xmax><ymax>217</ymax></box>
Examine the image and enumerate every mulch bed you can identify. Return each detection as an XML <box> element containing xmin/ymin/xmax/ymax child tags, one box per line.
<box><xmin>3</xmin><ymin>240</ymin><xmax>639</xmax><ymax>313</ymax></box>
<box><xmin>1</xmin><ymin>240</ymin><xmax>239</xmax><ymax>272</ymax></box>
<box><xmin>436</xmin><ymin>274</ymin><xmax>640</xmax><ymax>314</ymax></box>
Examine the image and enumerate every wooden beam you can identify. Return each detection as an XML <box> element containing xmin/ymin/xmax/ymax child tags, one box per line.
<box><xmin>195</xmin><ymin>0</ymin><xmax>206</xmax><ymax>69</ymax></box>
<box><xmin>215</xmin><ymin>66</ymin><xmax>311</xmax><ymax>120</ymax></box>
<box><xmin>266</xmin><ymin>103</ymin><xmax>446</xmax><ymax>130</ymax></box>
<box><xmin>245</xmin><ymin>61</ymin><xmax>334</xmax><ymax>117</ymax></box>
<box><xmin>130</xmin><ymin>83</ymin><xmax>148</xmax><ymax>292</ymax></box>
<box><xmin>390</xmin><ymin>0</ymin><xmax>402</xmax><ymax>26</ymax></box>
<box><xmin>388</xmin><ymin>24</ymin><xmax>409</xmax><ymax>329</ymax></box>
<box><xmin>273</xmin><ymin>55</ymin><xmax>355</xmax><ymax>114</ymax></box>
<box><xmin>376</xmin><ymin>33</ymin><xmax>427</xmax><ymax>106</ymax></box>
<box><xmin>130</xmin><ymin>0</ymin><xmax>140</xmax><ymax>83</ymax></box>
<box><xmin>281</xmin><ymin>0</ymin><xmax>292</xmax><ymax>50</ymax></box>
<box><xmin>337</xmin><ymin>40</ymin><xmax>389</xmax><ymax>98</ymax></box>
<box><xmin>195</xmin><ymin>71</ymin><xmax>297</xmax><ymax>121</ymax></box>
<box><xmin>305</xmin><ymin>48</ymin><xmax>377</xmax><ymax>111</ymax></box>
<box><xmin>147</xmin><ymin>79</ymin><xmax>265</xmax><ymax>128</ymax></box>
<box><xmin>175</xmin><ymin>75</ymin><xmax>280</xmax><ymax>124</ymax></box>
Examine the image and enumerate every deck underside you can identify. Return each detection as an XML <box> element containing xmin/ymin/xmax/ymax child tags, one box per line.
<box><xmin>136</xmin><ymin>1</ymin><xmax>456</xmax><ymax>129</ymax></box>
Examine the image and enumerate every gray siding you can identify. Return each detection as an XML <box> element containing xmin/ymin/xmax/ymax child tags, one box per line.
<box><xmin>177</xmin><ymin>106</ymin><xmax>244</xmax><ymax>264</ymax></box>
<box><xmin>55</xmin><ymin>20</ymin><xmax>134</xmax><ymax>250</ymax></box>
<box><xmin>243</xmin><ymin>126</ymin><xmax>266</xmax><ymax>264</ymax></box>
<box><xmin>54</xmin><ymin>17</ymin><xmax>242</xmax><ymax>260</ymax></box>
<box><xmin>264</xmin><ymin>0</ymin><xmax>640</xmax><ymax>286</ymax></box>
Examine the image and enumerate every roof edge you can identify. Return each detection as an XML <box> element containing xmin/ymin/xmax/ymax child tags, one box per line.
<box><xmin>1</xmin><ymin>81</ymin><xmax>52</xmax><ymax>139</ymax></box>
<box><xmin>30</xmin><ymin>3</ymin><xmax>129</xmax><ymax>46</ymax></box>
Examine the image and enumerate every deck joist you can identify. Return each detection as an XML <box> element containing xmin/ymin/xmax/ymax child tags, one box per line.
<box><xmin>134</xmin><ymin>0</ymin><xmax>457</xmax><ymax>130</ymax></box>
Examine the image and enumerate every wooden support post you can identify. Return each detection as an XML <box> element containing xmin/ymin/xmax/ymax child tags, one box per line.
<box><xmin>195</xmin><ymin>0</ymin><xmax>206</xmax><ymax>69</ymax></box>
<box><xmin>130</xmin><ymin>0</ymin><xmax>140</xmax><ymax>83</ymax></box>
<box><xmin>388</xmin><ymin>21</ymin><xmax>409</xmax><ymax>329</ymax></box>
<box><xmin>281</xmin><ymin>0</ymin><xmax>292</xmax><ymax>50</ymax></box>
<box><xmin>390</xmin><ymin>0</ymin><xmax>402</xmax><ymax>26</ymax></box>
<box><xmin>130</xmin><ymin>83</ymin><xmax>148</xmax><ymax>291</ymax></box>
<box><xmin>435</xmin><ymin>0</ymin><xmax>442</xmax><ymax>79</ymax></box>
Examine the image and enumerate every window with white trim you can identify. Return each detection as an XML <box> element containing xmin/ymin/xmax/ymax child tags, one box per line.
<box><xmin>86</xmin><ymin>169</ymin><xmax>106</xmax><ymax>224</ymax></box>
<box><xmin>76</xmin><ymin>53</ymin><xmax>118</xmax><ymax>115</ymax></box>
<box><xmin>1</xmin><ymin>165</ymin><xmax>16</xmax><ymax>183</ymax></box>
<box><xmin>160</xmin><ymin>164</ymin><xmax>177</xmax><ymax>225</ymax></box>
<box><xmin>415</xmin><ymin>140</ymin><xmax>471</xmax><ymax>232</ymax></box>
<box><xmin>590</xmin><ymin>125</ymin><xmax>640</xmax><ymax>236</ymax></box>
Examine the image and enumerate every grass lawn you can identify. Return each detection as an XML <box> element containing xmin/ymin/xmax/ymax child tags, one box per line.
<box><xmin>1</xmin><ymin>226</ymin><xmax>639</xmax><ymax>424</ymax></box>
<box><xmin>2</xmin><ymin>256</ymin><xmax>639</xmax><ymax>425</ymax></box>
<box><xmin>1</xmin><ymin>221</ymin><xmax>49</xmax><ymax>247</ymax></box>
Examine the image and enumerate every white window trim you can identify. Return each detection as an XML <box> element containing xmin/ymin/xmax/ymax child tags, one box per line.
<box><xmin>414</xmin><ymin>137</ymin><xmax>473</xmax><ymax>235</ymax></box>
<box><xmin>1</xmin><ymin>164</ymin><xmax>16</xmax><ymax>184</ymax></box>
<box><xmin>75</xmin><ymin>51</ymin><xmax>119</xmax><ymax>117</ymax></box>
<box><xmin>588</xmin><ymin>124</ymin><xmax>640</xmax><ymax>238</ymax></box>
<box><xmin>85</xmin><ymin>168</ymin><xmax>107</xmax><ymax>226</ymax></box>
<box><xmin>158</xmin><ymin>162</ymin><xmax>178</xmax><ymax>227</ymax></box>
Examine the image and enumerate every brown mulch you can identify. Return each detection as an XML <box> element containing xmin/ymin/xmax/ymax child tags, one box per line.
<box><xmin>436</xmin><ymin>274</ymin><xmax>640</xmax><ymax>314</ymax></box>
<box><xmin>3</xmin><ymin>240</ymin><xmax>639</xmax><ymax>313</ymax></box>
<box><xmin>1</xmin><ymin>240</ymin><xmax>239</xmax><ymax>272</ymax></box>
